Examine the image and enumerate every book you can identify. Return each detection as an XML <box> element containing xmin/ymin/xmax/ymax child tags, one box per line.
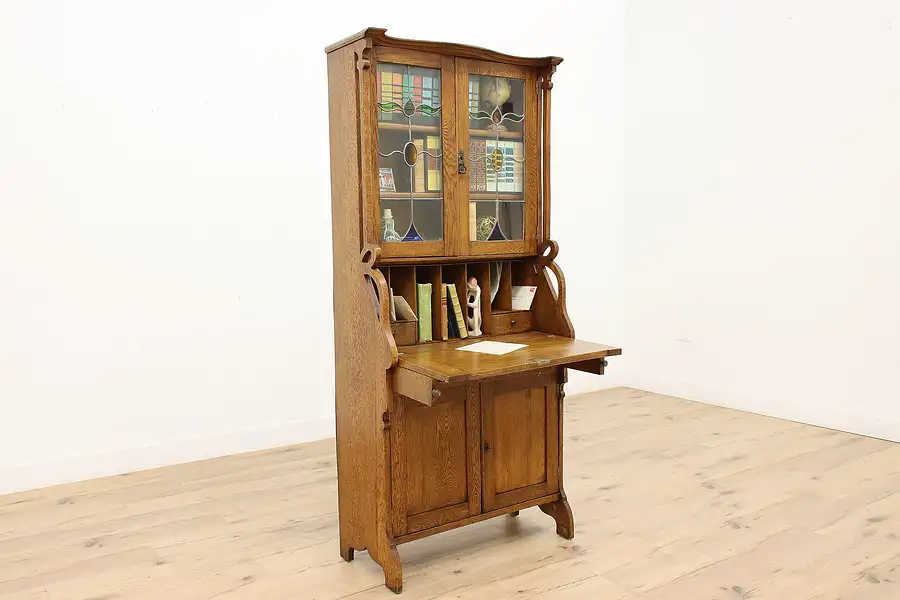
<box><xmin>446</xmin><ymin>284</ymin><xmax>468</xmax><ymax>339</ymax></box>
<box><xmin>485</xmin><ymin>140</ymin><xmax>524</xmax><ymax>193</ymax></box>
<box><xmin>393</xmin><ymin>295</ymin><xmax>417</xmax><ymax>321</ymax></box>
<box><xmin>468</xmin><ymin>139</ymin><xmax>487</xmax><ymax>192</ymax></box>
<box><xmin>447</xmin><ymin>298</ymin><xmax>459</xmax><ymax>339</ymax></box>
<box><xmin>413</xmin><ymin>139</ymin><xmax>426</xmax><ymax>193</ymax></box>
<box><xmin>426</xmin><ymin>135</ymin><xmax>442</xmax><ymax>191</ymax></box>
<box><xmin>439</xmin><ymin>284</ymin><xmax>449</xmax><ymax>341</ymax></box>
<box><xmin>416</xmin><ymin>283</ymin><xmax>433</xmax><ymax>342</ymax></box>
<box><xmin>511</xmin><ymin>285</ymin><xmax>538</xmax><ymax>311</ymax></box>
<box><xmin>379</xmin><ymin>168</ymin><xmax>396</xmax><ymax>192</ymax></box>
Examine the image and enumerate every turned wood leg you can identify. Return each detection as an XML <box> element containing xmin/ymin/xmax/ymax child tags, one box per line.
<box><xmin>539</xmin><ymin>495</ymin><xmax>574</xmax><ymax>539</ymax></box>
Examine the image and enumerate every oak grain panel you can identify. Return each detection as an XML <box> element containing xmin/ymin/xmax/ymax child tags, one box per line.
<box><xmin>404</xmin><ymin>398</ymin><xmax>468</xmax><ymax>516</ymax></box>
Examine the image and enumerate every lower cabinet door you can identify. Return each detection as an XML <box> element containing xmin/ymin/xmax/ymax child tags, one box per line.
<box><xmin>390</xmin><ymin>384</ymin><xmax>481</xmax><ymax>536</ymax></box>
<box><xmin>481</xmin><ymin>371</ymin><xmax>560</xmax><ymax>511</ymax></box>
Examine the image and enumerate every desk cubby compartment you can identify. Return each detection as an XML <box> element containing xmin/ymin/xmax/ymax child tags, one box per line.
<box><xmin>475</xmin><ymin>260</ymin><xmax>534</xmax><ymax>335</ymax></box>
<box><xmin>385</xmin><ymin>266</ymin><xmax>418</xmax><ymax>346</ymax></box>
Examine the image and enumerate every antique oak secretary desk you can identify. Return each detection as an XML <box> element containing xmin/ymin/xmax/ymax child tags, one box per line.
<box><xmin>326</xmin><ymin>28</ymin><xmax>621</xmax><ymax>593</ymax></box>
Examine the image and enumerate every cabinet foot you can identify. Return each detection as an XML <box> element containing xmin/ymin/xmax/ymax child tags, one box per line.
<box><xmin>380</xmin><ymin>547</ymin><xmax>403</xmax><ymax>593</ymax></box>
<box><xmin>539</xmin><ymin>496</ymin><xmax>574</xmax><ymax>539</ymax></box>
<box><xmin>508</xmin><ymin>510</ymin><xmax>519</xmax><ymax>517</ymax></box>
<box><xmin>339</xmin><ymin>544</ymin><xmax>354</xmax><ymax>562</ymax></box>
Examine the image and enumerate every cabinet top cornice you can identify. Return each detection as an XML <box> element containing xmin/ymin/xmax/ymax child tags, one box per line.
<box><xmin>325</xmin><ymin>27</ymin><xmax>563</xmax><ymax>69</ymax></box>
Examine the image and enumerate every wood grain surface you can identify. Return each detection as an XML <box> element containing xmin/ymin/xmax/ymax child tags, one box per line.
<box><xmin>397</xmin><ymin>331</ymin><xmax>621</xmax><ymax>384</ymax></box>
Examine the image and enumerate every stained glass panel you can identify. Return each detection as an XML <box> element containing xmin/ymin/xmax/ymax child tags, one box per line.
<box><xmin>467</xmin><ymin>75</ymin><xmax>525</xmax><ymax>242</ymax></box>
<box><xmin>377</xmin><ymin>63</ymin><xmax>443</xmax><ymax>243</ymax></box>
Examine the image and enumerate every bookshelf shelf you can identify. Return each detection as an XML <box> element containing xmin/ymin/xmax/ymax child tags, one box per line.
<box><xmin>381</xmin><ymin>192</ymin><xmax>441</xmax><ymax>199</ymax></box>
<box><xmin>378</xmin><ymin>122</ymin><xmax>440</xmax><ymax>134</ymax></box>
<box><xmin>468</xmin><ymin>129</ymin><xmax>524</xmax><ymax>141</ymax></box>
<box><xmin>327</xmin><ymin>28</ymin><xmax>620</xmax><ymax>594</ymax></box>
<box><xmin>469</xmin><ymin>193</ymin><xmax>524</xmax><ymax>201</ymax></box>
<box><xmin>378</xmin><ymin>122</ymin><xmax>523</xmax><ymax>141</ymax></box>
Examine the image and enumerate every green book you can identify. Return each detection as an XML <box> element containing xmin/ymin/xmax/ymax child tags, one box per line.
<box><xmin>416</xmin><ymin>283</ymin><xmax>433</xmax><ymax>342</ymax></box>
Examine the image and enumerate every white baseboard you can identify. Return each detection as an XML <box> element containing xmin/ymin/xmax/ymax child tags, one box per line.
<box><xmin>626</xmin><ymin>372</ymin><xmax>900</xmax><ymax>444</ymax></box>
<box><xmin>0</xmin><ymin>416</ymin><xmax>335</xmax><ymax>496</ymax></box>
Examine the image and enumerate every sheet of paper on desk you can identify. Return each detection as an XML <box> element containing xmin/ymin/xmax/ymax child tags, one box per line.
<box><xmin>456</xmin><ymin>341</ymin><xmax>527</xmax><ymax>355</ymax></box>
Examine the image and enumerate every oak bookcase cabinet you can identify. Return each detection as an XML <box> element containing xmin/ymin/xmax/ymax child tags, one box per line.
<box><xmin>326</xmin><ymin>28</ymin><xmax>621</xmax><ymax>593</ymax></box>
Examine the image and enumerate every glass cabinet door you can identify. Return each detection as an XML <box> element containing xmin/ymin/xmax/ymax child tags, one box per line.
<box><xmin>458</xmin><ymin>60</ymin><xmax>538</xmax><ymax>255</ymax></box>
<box><xmin>373</xmin><ymin>51</ymin><xmax>453</xmax><ymax>257</ymax></box>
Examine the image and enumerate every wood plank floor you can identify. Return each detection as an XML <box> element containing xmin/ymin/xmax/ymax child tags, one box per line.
<box><xmin>2</xmin><ymin>387</ymin><xmax>900</xmax><ymax>599</ymax></box>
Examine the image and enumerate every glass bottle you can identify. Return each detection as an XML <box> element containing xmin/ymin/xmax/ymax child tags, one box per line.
<box><xmin>382</xmin><ymin>209</ymin><xmax>402</xmax><ymax>242</ymax></box>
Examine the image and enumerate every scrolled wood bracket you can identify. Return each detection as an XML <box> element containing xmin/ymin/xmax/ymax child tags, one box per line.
<box><xmin>360</xmin><ymin>245</ymin><xmax>399</xmax><ymax>369</ymax></box>
<box><xmin>532</xmin><ymin>240</ymin><xmax>575</xmax><ymax>338</ymax></box>
<box><xmin>540</xmin><ymin>62</ymin><xmax>557</xmax><ymax>90</ymax></box>
<box><xmin>351</xmin><ymin>39</ymin><xmax>373</xmax><ymax>71</ymax></box>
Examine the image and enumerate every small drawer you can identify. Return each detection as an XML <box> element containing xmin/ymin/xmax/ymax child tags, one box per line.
<box><xmin>486</xmin><ymin>310</ymin><xmax>532</xmax><ymax>335</ymax></box>
<box><xmin>393</xmin><ymin>367</ymin><xmax>464</xmax><ymax>406</ymax></box>
<box><xmin>391</xmin><ymin>320</ymin><xmax>418</xmax><ymax>346</ymax></box>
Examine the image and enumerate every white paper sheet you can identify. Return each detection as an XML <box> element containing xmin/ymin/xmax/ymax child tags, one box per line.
<box><xmin>456</xmin><ymin>341</ymin><xmax>527</xmax><ymax>355</ymax></box>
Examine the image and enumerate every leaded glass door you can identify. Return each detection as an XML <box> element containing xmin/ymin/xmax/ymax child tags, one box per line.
<box><xmin>457</xmin><ymin>59</ymin><xmax>539</xmax><ymax>256</ymax></box>
<box><xmin>373</xmin><ymin>49</ymin><xmax>456</xmax><ymax>258</ymax></box>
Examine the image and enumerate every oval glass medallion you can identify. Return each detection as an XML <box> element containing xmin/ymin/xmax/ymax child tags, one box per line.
<box><xmin>403</xmin><ymin>141</ymin><xmax>418</xmax><ymax>167</ymax></box>
<box><xmin>489</xmin><ymin>148</ymin><xmax>504</xmax><ymax>171</ymax></box>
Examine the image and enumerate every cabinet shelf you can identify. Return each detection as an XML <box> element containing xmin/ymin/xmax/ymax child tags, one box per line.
<box><xmin>378</xmin><ymin>121</ymin><xmax>524</xmax><ymax>141</ymax></box>
<box><xmin>467</xmin><ymin>129</ymin><xmax>524</xmax><ymax>140</ymax></box>
<box><xmin>469</xmin><ymin>193</ymin><xmax>524</xmax><ymax>201</ymax></box>
<box><xmin>381</xmin><ymin>192</ymin><xmax>441</xmax><ymax>199</ymax></box>
<box><xmin>378</xmin><ymin>122</ymin><xmax>440</xmax><ymax>135</ymax></box>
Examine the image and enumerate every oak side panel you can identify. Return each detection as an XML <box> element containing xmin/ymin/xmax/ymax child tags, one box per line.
<box><xmin>327</xmin><ymin>44</ymin><xmax>394</xmax><ymax>564</ymax></box>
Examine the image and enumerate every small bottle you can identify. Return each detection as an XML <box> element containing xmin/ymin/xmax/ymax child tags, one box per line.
<box><xmin>382</xmin><ymin>209</ymin><xmax>402</xmax><ymax>242</ymax></box>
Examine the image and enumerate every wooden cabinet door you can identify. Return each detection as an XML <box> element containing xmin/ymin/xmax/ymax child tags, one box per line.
<box><xmin>390</xmin><ymin>384</ymin><xmax>481</xmax><ymax>536</ymax></box>
<box><xmin>456</xmin><ymin>59</ymin><xmax>539</xmax><ymax>257</ymax></box>
<box><xmin>370</xmin><ymin>47</ymin><xmax>458</xmax><ymax>259</ymax></box>
<box><xmin>481</xmin><ymin>371</ymin><xmax>559</xmax><ymax>511</ymax></box>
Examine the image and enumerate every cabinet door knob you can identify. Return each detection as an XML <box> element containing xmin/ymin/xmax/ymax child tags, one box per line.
<box><xmin>432</xmin><ymin>388</ymin><xmax>442</xmax><ymax>399</ymax></box>
<box><xmin>458</xmin><ymin>150</ymin><xmax>467</xmax><ymax>174</ymax></box>
<box><xmin>482</xmin><ymin>441</ymin><xmax>490</xmax><ymax>452</ymax></box>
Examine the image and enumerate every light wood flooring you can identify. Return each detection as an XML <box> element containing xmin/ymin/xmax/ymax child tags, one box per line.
<box><xmin>2</xmin><ymin>387</ymin><xmax>900</xmax><ymax>600</ymax></box>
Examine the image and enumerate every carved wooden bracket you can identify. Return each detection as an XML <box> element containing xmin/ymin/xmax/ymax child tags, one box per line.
<box><xmin>532</xmin><ymin>240</ymin><xmax>575</xmax><ymax>338</ymax></box>
<box><xmin>541</xmin><ymin>63</ymin><xmax>557</xmax><ymax>90</ymax></box>
<box><xmin>351</xmin><ymin>39</ymin><xmax>373</xmax><ymax>71</ymax></box>
<box><xmin>360</xmin><ymin>245</ymin><xmax>399</xmax><ymax>369</ymax></box>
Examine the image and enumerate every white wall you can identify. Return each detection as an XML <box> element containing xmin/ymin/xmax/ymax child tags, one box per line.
<box><xmin>0</xmin><ymin>1</ymin><xmax>625</xmax><ymax>493</ymax></box>
<box><xmin>624</xmin><ymin>1</ymin><xmax>900</xmax><ymax>440</ymax></box>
